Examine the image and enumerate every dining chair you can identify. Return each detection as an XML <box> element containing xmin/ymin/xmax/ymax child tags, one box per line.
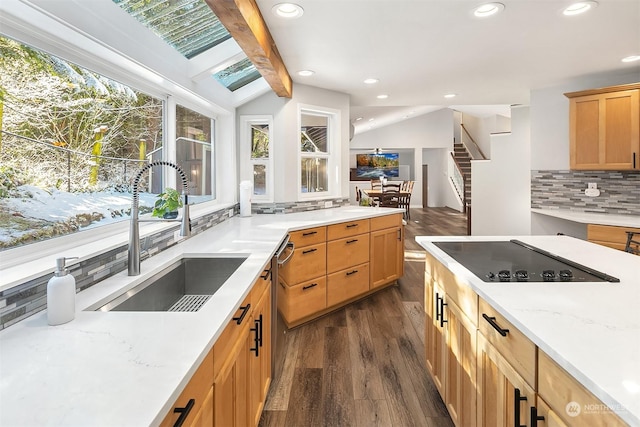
<box><xmin>399</xmin><ymin>180</ymin><xmax>414</xmax><ymax>220</ymax></box>
<box><xmin>625</xmin><ymin>231</ymin><xmax>640</xmax><ymax>255</ymax></box>
<box><xmin>382</xmin><ymin>182</ymin><xmax>401</xmax><ymax>192</ymax></box>
<box><xmin>378</xmin><ymin>191</ymin><xmax>400</xmax><ymax>208</ymax></box>
<box><xmin>370</xmin><ymin>179</ymin><xmax>382</xmax><ymax>191</ymax></box>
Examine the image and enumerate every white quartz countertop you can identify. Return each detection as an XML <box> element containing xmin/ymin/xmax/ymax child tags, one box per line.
<box><xmin>416</xmin><ymin>235</ymin><xmax>640</xmax><ymax>426</ymax></box>
<box><xmin>531</xmin><ymin>208</ymin><xmax>640</xmax><ymax>228</ymax></box>
<box><xmin>0</xmin><ymin>206</ymin><xmax>401</xmax><ymax>427</ymax></box>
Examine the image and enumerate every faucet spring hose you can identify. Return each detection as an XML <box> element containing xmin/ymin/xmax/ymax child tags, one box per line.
<box><xmin>131</xmin><ymin>161</ymin><xmax>189</xmax><ymax>208</ymax></box>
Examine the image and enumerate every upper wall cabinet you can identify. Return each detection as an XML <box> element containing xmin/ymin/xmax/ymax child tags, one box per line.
<box><xmin>565</xmin><ymin>83</ymin><xmax>640</xmax><ymax>170</ymax></box>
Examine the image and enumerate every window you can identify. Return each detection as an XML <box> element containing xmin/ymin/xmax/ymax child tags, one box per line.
<box><xmin>212</xmin><ymin>57</ymin><xmax>262</xmax><ymax>92</ymax></box>
<box><xmin>175</xmin><ymin>105</ymin><xmax>214</xmax><ymax>202</ymax></box>
<box><xmin>240</xmin><ymin>116</ymin><xmax>273</xmax><ymax>201</ymax></box>
<box><xmin>299</xmin><ymin>107</ymin><xmax>338</xmax><ymax>197</ymax></box>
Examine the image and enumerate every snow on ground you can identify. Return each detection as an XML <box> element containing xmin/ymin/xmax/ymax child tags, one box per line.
<box><xmin>0</xmin><ymin>185</ymin><xmax>157</xmax><ymax>244</ymax></box>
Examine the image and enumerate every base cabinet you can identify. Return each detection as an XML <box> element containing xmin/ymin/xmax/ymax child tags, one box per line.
<box><xmin>370</xmin><ymin>224</ymin><xmax>403</xmax><ymax>289</ymax></box>
<box><xmin>476</xmin><ymin>333</ymin><xmax>535</xmax><ymax>427</ymax></box>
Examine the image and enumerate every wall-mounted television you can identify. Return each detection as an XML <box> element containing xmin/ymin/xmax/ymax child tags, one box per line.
<box><xmin>356</xmin><ymin>153</ymin><xmax>400</xmax><ymax>179</ymax></box>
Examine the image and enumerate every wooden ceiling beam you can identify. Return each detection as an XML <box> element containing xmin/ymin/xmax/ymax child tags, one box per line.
<box><xmin>205</xmin><ymin>0</ymin><xmax>292</xmax><ymax>98</ymax></box>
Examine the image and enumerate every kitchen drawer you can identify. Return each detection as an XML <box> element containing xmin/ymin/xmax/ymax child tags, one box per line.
<box><xmin>289</xmin><ymin>226</ymin><xmax>327</xmax><ymax>248</ymax></box>
<box><xmin>370</xmin><ymin>213</ymin><xmax>402</xmax><ymax>231</ymax></box>
<box><xmin>213</xmin><ymin>292</ymin><xmax>252</xmax><ymax>377</ymax></box>
<box><xmin>327</xmin><ymin>219</ymin><xmax>370</xmax><ymax>240</ymax></box>
<box><xmin>587</xmin><ymin>224</ymin><xmax>640</xmax><ymax>253</ymax></box>
<box><xmin>327</xmin><ymin>262</ymin><xmax>370</xmax><ymax>307</ymax></box>
<box><xmin>279</xmin><ymin>242</ymin><xmax>326</xmax><ymax>285</ymax></box>
<box><xmin>160</xmin><ymin>347</ymin><xmax>214</xmax><ymax>427</ymax></box>
<box><xmin>277</xmin><ymin>276</ymin><xmax>327</xmax><ymax>324</ymax></box>
<box><xmin>478</xmin><ymin>298</ymin><xmax>536</xmax><ymax>388</ymax></box>
<box><xmin>425</xmin><ymin>252</ymin><xmax>478</xmax><ymax>325</ymax></box>
<box><xmin>250</xmin><ymin>265</ymin><xmax>271</xmax><ymax>308</ymax></box>
<box><xmin>326</xmin><ymin>233</ymin><xmax>370</xmax><ymax>274</ymax></box>
<box><xmin>538</xmin><ymin>350</ymin><xmax>627</xmax><ymax>427</ymax></box>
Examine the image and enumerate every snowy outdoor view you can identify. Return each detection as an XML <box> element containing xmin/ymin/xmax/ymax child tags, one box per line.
<box><xmin>0</xmin><ymin>36</ymin><xmax>212</xmax><ymax>250</ymax></box>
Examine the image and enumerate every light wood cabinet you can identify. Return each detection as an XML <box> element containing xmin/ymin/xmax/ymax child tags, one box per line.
<box><xmin>160</xmin><ymin>347</ymin><xmax>214</xmax><ymax>427</ymax></box>
<box><xmin>476</xmin><ymin>333</ymin><xmax>535</xmax><ymax>427</ymax></box>
<box><xmin>213</xmin><ymin>266</ymin><xmax>272</xmax><ymax>427</ymax></box>
<box><xmin>566</xmin><ymin>83</ymin><xmax>640</xmax><ymax>170</ymax></box>
<box><xmin>534</xmin><ymin>397</ymin><xmax>568</xmax><ymax>427</ymax></box>
<box><xmin>278</xmin><ymin>214</ymin><xmax>403</xmax><ymax>327</ymax></box>
<box><xmin>424</xmin><ymin>253</ymin><xmax>477</xmax><ymax>427</ymax></box>
<box><xmin>587</xmin><ymin>223</ymin><xmax>640</xmax><ymax>253</ymax></box>
<box><xmin>370</xmin><ymin>213</ymin><xmax>404</xmax><ymax>289</ymax></box>
<box><xmin>538</xmin><ymin>350</ymin><xmax>627</xmax><ymax>427</ymax></box>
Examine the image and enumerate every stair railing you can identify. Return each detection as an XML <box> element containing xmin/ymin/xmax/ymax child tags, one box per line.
<box><xmin>448</xmin><ymin>152</ymin><xmax>466</xmax><ymax>206</ymax></box>
<box><xmin>460</xmin><ymin>123</ymin><xmax>487</xmax><ymax>160</ymax></box>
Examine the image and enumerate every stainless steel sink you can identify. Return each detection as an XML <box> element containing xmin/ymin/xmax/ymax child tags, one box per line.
<box><xmin>94</xmin><ymin>256</ymin><xmax>248</xmax><ymax>312</ymax></box>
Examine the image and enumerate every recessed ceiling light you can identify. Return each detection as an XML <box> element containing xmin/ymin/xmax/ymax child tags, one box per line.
<box><xmin>473</xmin><ymin>2</ymin><xmax>505</xmax><ymax>17</ymax></box>
<box><xmin>272</xmin><ymin>3</ymin><xmax>304</xmax><ymax>19</ymax></box>
<box><xmin>355</xmin><ymin>117</ymin><xmax>363</xmax><ymax>121</ymax></box>
<box><xmin>297</xmin><ymin>70</ymin><xmax>315</xmax><ymax>76</ymax></box>
<box><xmin>364</xmin><ymin>78</ymin><xmax>379</xmax><ymax>84</ymax></box>
<box><xmin>377</xmin><ymin>94</ymin><xmax>389</xmax><ymax>99</ymax></box>
<box><xmin>622</xmin><ymin>55</ymin><xmax>640</xmax><ymax>63</ymax></box>
<box><xmin>368</xmin><ymin>118</ymin><xmax>375</xmax><ymax>122</ymax></box>
<box><xmin>444</xmin><ymin>93</ymin><xmax>457</xmax><ymax>99</ymax></box>
<box><xmin>563</xmin><ymin>1</ymin><xmax>598</xmax><ymax>16</ymax></box>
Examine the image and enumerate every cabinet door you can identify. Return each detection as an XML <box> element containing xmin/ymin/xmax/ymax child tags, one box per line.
<box><xmin>444</xmin><ymin>298</ymin><xmax>477</xmax><ymax>427</ymax></box>
<box><xmin>476</xmin><ymin>333</ymin><xmax>535</xmax><ymax>427</ymax></box>
<box><xmin>249</xmin><ymin>286</ymin><xmax>271</xmax><ymax>427</ymax></box>
<box><xmin>370</xmin><ymin>226</ymin><xmax>403</xmax><ymax>289</ymax></box>
<box><xmin>191</xmin><ymin>387</ymin><xmax>214</xmax><ymax>427</ymax></box>
<box><xmin>424</xmin><ymin>278</ymin><xmax>446</xmax><ymax>396</ymax></box>
<box><xmin>535</xmin><ymin>397</ymin><xmax>568</xmax><ymax>427</ymax></box>
<box><xmin>214</xmin><ymin>323</ymin><xmax>250</xmax><ymax>427</ymax></box>
<box><xmin>570</xmin><ymin>89</ymin><xmax>639</xmax><ymax>170</ymax></box>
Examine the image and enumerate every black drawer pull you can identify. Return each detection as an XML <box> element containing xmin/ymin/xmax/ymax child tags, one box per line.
<box><xmin>530</xmin><ymin>407</ymin><xmax>545</xmax><ymax>426</ymax></box>
<box><xmin>260</xmin><ymin>268</ymin><xmax>271</xmax><ymax>280</ymax></box>
<box><xmin>173</xmin><ymin>398</ymin><xmax>195</xmax><ymax>427</ymax></box>
<box><xmin>250</xmin><ymin>321</ymin><xmax>259</xmax><ymax>357</ymax></box>
<box><xmin>346</xmin><ymin>223</ymin><xmax>358</xmax><ymax>228</ymax></box>
<box><xmin>279</xmin><ymin>281</ymin><xmax>286</xmax><ymax>289</ymax></box>
<box><xmin>346</xmin><ymin>269</ymin><xmax>358</xmax><ymax>276</ymax></box>
<box><xmin>302</xmin><ymin>283</ymin><xmax>318</xmax><ymax>290</ymax></box>
<box><xmin>302</xmin><ymin>248</ymin><xmax>317</xmax><ymax>254</ymax></box>
<box><xmin>482</xmin><ymin>313</ymin><xmax>509</xmax><ymax>336</ymax></box>
<box><xmin>514</xmin><ymin>388</ymin><xmax>527</xmax><ymax>427</ymax></box>
<box><xmin>439</xmin><ymin>296</ymin><xmax>448</xmax><ymax>328</ymax></box>
<box><xmin>303</xmin><ymin>231</ymin><xmax>318</xmax><ymax>236</ymax></box>
<box><xmin>346</xmin><ymin>239</ymin><xmax>358</xmax><ymax>244</ymax></box>
<box><xmin>233</xmin><ymin>304</ymin><xmax>251</xmax><ymax>325</ymax></box>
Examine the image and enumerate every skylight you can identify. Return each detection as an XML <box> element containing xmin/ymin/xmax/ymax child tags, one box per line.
<box><xmin>112</xmin><ymin>0</ymin><xmax>231</xmax><ymax>58</ymax></box>
<box><xmin>212</xmin><ymin>57</ymin><xmax>262</xmax><ymax>91</ymax></box>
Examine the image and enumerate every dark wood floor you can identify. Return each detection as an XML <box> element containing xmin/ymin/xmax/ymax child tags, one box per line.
<box><xmin>260</xmin><ymin>207</ymin><xmax>467</xmax><ymax>427</ymax></box>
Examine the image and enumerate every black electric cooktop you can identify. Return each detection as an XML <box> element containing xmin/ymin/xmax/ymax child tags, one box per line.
<box><xmin>433</xmin><ymin>240</ymin><xmax>619</xmax><ymax>283</ymax></box>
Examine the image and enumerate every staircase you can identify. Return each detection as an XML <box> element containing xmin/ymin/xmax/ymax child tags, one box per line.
<box><xmin>453</xmin><ymin>143</ymin><xmax>472</xmax><ymax>206</ymax></box>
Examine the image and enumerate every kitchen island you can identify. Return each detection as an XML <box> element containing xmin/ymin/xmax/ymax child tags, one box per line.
<box><xmin>0</xmin><ymin>206</ymin><xmax>402</xmax><ymax>427</ymax></box>
<box><xmin>417</xmin><ymin>235</ymin><xmax>640</xmax><ymax>426</ymax></box>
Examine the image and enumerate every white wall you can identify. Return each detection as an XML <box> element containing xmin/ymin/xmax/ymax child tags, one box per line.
<box><xmin>461</xmin><ymin>113</ymin><xmax>511</xmax><ymax>160</ymax></box>
<box><xmin>349</xmin><ymin>108</ymin><xmax>455</xmax><ymax>208</ymax></box>
<box><xmin>237</xmin><ymin>83</ymin><xmax>350</xmax><ymax>202</ymax></box>
<box><xmin>472</xmin><ymin>106</ymin><xmax>531</xmax><ymax>236</ymax></box>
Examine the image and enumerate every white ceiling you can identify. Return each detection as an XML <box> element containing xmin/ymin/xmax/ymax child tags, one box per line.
<box><xmin>257</xmin><ymin>0</ymin><xmax>640</xmax><ymax>133</ymax></box>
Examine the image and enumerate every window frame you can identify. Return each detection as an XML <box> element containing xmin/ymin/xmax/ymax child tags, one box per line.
<box><xmin>240</xmin><ymin>115</ymin><xmax>274</xmax><ymax>202</ymax></box>
<box><xmin>297</xmin><ymin>104</ymin><xmax>340</xmax><ymax>200</ymax></box>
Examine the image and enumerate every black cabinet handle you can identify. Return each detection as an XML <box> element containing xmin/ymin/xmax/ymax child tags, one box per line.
<box><xmin>439</xmin><ymin>297</ymin><xmax>448</xmax><ymax>328</ymax></box>
<box><xmin>257</xmin><ymin>314</ymin><xmax>263</xmax><ymax>347</ymax></box>
<box><xmin>173</xmin><ymin>398</ymin><xmax>195</xmax><ymax>427</ymax></box>
<box><xmin>346</xmin><ymin>269</ymin><xmax>359</xmax><ymax>276</ymax></box>
<box><xmin>250</xmin><ymin>321</ymin><xmax>259</xmax><ymax>357</ymax></box>
<box><xmin>346</xmin><ymin>223</ymin><xmax>358</xmax><ymax>228</ymax></box>
<box><xmin>302</xmin><ymin>248</ymin><xmax>317</xmax><ymax>254</ymax></box>
<box><xmin>482</xmin><ymin>313</ymin><xmax>509</xmax><ymax>336</ymax></box>
<box><xmin>279</xmin><ymin>281</ymin><xmax>286</xmax><ymax>289</ymax></box>
<box><xmin>260</xmin><ymin>268</ymin><xmax>271</xmax><ymax>280</ymax></box>
<box><xmin>530</xmin><ymin>407</ymin><xmax>545</xmax><ymax>426</ymax></box>
<box><xmin>302</xmin><ymin>283</ymin><xmax>318</xmax><ymax>290</ymax></box>
<box><xmin>302</xmin><ymin>231</ymin><xmax>318</xmax><ymax>236</ymax></box>
<box><xmin>514</xmin><ymin>388</ymin><xmax>527</xmax><ymax>427</ymax></box>
<box><xmin>634</xmin><ymin>152</ymin><xmax>637</xmax><ymax>169</ymax></box>
<box><xmin>233</xmin><ymin>304</ymin><xmax>251</xmax><ymax>325</ymax></box>
<box><xmin>435</xmin><ymin>292</ymin><xmax>442</xmax><ymax>322</ymax></box>
<box><xmin>346</xmin><ymin>239</ymin><xmax>358</xmax><ymax>244</ymax></box>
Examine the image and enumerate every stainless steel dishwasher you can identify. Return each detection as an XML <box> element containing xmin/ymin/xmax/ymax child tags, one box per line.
<box><xmin>271</xmin><ymin>235</ymin><xmax>294</xmax><ymax>382</ymax></box>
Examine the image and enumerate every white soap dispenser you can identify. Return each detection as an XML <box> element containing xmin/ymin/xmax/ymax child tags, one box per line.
<box><xmin>47</xmin><ymin>257</ymin><xmax>77</xmax><ymax>326</ymax></box>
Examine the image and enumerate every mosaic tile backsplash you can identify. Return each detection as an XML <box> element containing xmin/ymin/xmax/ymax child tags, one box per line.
<box><xmin>531</xmin><ymin>170</ymin><xmax>640</xmax><ymax>215</ymax></box>
<box><xmin>0</xmin><ymin>198</ymin><xmax>348</xmax><ymax>330</ymax></box>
